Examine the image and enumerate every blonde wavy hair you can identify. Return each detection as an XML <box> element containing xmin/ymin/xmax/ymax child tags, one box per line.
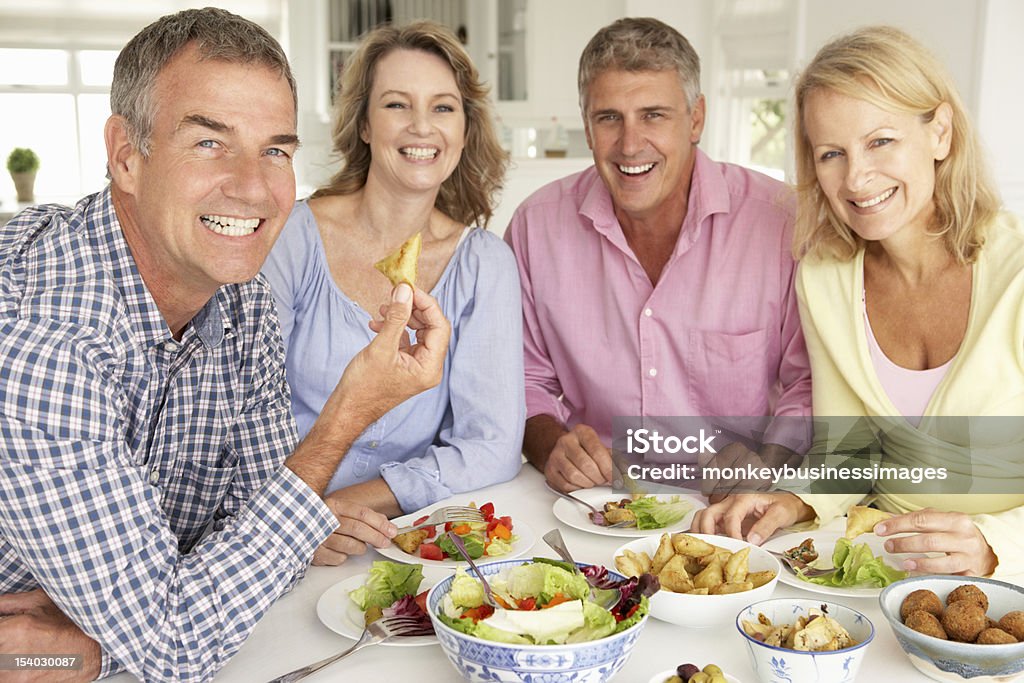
<box><xmin>793</xmin><ymin>26</ymin><xmax>1000</xmax><ymax>263</ymax></box>
<box><xmin>312</xmin><ymin>21</ymin><xmax>507</xmax><ymax>228</ymax></box>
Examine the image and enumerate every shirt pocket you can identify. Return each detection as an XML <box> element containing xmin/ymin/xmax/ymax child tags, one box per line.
<box><xmin>164</xmin><ymin>459</ymin><xmax>238</xmax><ymax>550</ymax></box>
<box><xmin>686</xmin><ymin>328</ymin><xmax>773</xmax><ymax>416</ymax></box>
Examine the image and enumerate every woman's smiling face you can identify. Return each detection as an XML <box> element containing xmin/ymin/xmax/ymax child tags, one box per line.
<box><xmin>803</xmin><ymin>88</ymin><xmax>952</xmax><ymax>245</ymax></box>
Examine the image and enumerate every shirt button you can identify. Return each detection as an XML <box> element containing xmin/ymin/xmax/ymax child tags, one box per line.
<box><xmin>369</xmin><ymin>441</ymin><xmax>379</xmax><ymax>448</ymax></box>
<box><xmin>644</xmin><ymin>308</ymin><xmax>653</xmax><ymax>317</ymax></box>
<box><xmin>648</xmin><ymin>368</ymin><xmax>657</xmax><ymax>377</ymax></box>
<box><xmin>149</xmin><ymin>468</ymin><xmax>160</xmax><ymax>484</ymax></box>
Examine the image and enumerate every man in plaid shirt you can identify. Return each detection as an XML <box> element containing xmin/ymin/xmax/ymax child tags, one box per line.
<box><xmin>0</xmin><ymin>8</ymin><xmax>449</xmax><ymax>682</ymax></box>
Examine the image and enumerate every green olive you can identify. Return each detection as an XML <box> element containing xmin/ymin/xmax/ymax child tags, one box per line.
<box><xmin>709</xmin><ymin>676</ymin><xmax>727</xmax><ymax>683</ymax></box>
<box><xmin>663</xmin><ymin>677</ymin><xmax>683</xmax><ymax>683</ymax></box>
<box><xmin>689</xmin><ymin>673</ymin><xmax>711</xmax><ymax>683</ymax></box>
<box><xmin>702</xmin><ymin>665</ymin><xmax>723</xmax><ymax>676</ymax></box>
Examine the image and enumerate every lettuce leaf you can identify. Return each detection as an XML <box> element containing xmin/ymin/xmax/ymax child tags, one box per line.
<box><xmin>626</xmin><ymin>496</ymin><xmax>692</xmax><ymax>530</ymax></box>
<box><xmin>349</xmin><ymin>561</ymin><xmax>424</xmax><ymax>610</ymax></box>
<box><xmin>800</xmin><ymin>537</ymin><xmax>907</xmax><ymax>588</ymax></box>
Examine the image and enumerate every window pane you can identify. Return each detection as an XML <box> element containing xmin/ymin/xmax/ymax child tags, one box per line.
<box><xmin>79</xmin><ymin>50</ymin><xmax>118</xmax><ymax>87</ymax></box>
<box><xmin>78</xmin><ymin>94</ymin><xmax>112</xmax><ymax>195</ymax></box>
<box><xmin>749</xmin><ymin>98</ymin><xmax>786</xmax><ymax>179</ymax></box>
<box><xmin>0</xmin><ymin>94</ymin><xmax>80</xmax><ymax>200</ymax></box>
<box><xmin>0</xmin><ymin>49</ymin><xmax>68</xmax><ymax>86</ymax></box>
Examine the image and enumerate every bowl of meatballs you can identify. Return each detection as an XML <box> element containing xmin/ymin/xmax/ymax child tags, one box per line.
<box><xmin>879</xmin><ymin>575</ymin><xmax>1024</xmax><ymax>682</ymax></box>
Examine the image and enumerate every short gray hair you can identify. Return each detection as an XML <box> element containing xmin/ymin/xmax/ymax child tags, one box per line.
<box><xmin>111</xmin><ymin>7</ymin><xmax>296</xmax><ymax>156</ymax></box>
<box><xmin>578</xmin><ymin>17</ymin><xmax>701</xmax><ymax>113</ymax></box>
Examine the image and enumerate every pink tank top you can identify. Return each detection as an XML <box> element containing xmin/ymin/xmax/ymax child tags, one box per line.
<box><xmin>863</xmin><ymin>301</ymin><xmax>952</xmax><ymax>427</ymax></box>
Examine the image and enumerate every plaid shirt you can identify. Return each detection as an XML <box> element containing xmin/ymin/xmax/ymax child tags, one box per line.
<box><xmin>0</xmin><ymin>189</ymin><xmax>337</xmax><ymax>681</ymax></box>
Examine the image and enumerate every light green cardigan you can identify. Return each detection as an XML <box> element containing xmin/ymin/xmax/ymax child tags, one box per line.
<box><xmin>794</xmin><ymin>212</ymin><xmax>1024</xmax><ymax>578</ymax></box>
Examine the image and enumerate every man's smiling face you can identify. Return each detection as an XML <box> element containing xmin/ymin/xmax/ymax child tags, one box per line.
<box><xmin>114</xmin><ymin>44</ymin><xmax>298</xmax><ymax>303</ymax></box>
<box><xmin>584</xmin><ymin>68</ymin><xmax>705</xmax><ymax>225</ymax></box>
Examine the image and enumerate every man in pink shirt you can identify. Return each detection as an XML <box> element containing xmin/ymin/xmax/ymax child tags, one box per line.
<box><xmin>504</xmin><ymin>17</ymin><xmax>811</xmax><ymax>492</ymax></box>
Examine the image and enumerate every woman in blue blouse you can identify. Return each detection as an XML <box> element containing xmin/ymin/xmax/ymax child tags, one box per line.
<box><xmin>262</xmin><ymin>22</ymin><xmax>523</xmax><ymax>563</ymax></box>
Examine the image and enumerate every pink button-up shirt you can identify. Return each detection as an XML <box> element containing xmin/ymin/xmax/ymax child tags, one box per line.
<box><xmin>504</xmin><ymin>150</ymin><xmax>811</xmax><ymax>452</ymax></box>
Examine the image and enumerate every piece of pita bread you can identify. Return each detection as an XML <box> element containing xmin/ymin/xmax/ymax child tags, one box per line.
<box><xmin>844</xmin><ymin>505</ymin><xmax>893</xmax><ymax>540</ymax></box>
<box><xmin>374</xmin><ymin>232</ymin><xmax>421</xmax><ymax>287</ymax></box>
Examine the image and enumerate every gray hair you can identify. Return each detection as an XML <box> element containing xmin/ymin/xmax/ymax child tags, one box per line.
<box><xmin>110</xmin><ymin>7</ymin><xmax>296</xmax><ymax>156</ymax></box>
<box><xmin>578</xmin><ymin>17</ymin><xmax>701</xmax><ymax>113</ymax></box>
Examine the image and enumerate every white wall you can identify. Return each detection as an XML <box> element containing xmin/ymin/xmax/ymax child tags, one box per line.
<box><xmin>977</xmin><ymin>0</ymin><xmax>1024</xmax><ymax>214</ymax></box>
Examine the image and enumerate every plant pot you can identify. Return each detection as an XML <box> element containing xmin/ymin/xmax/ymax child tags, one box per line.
<box><xmin>11</xmin><ymin>170</ymin><xmax>36</xmax><ymax>203</ymax></box>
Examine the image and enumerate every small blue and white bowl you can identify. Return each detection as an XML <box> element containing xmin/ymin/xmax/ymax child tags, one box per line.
<box><xmin>879</xmin><ymin>575</ymin><xmax>1024</xmax><ymax>682</ymax></box>
<box><xmin>736</xmin><ymin>598</ymin><xmax>874</xmax><ymax>683</ymax></box>
<box><xmin>426</xmin><ymin>558</ymin><xmax>648</xmax><ymax>683</ymax></box>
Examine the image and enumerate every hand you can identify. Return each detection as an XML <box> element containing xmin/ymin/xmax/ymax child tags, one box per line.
<box><xmin>0</xmin><ymin>589</ymin><xmax>101</xmax><ymax>682</ymax></box>
<box><xmin>689</xmin><ymin>492</ymin><xmax>814</xmax><ymax>545</ymax></box>
<box><xmin>544</xmin><ymin>424</ymin><xmax>614</xmax><ymax>492</ymax></box>
<box><xmin>313</xmin><ymin>497</ymin><xmax>399</xmax><ymax>566</ymax></box>
<box><xmin>874</xmin><ymin>508</ymin><xmax>998</xmax><ymax>576</ymax></box>
<box><xmin>336</xmin><ymin>283</ymin><xmax>451</xmax><ymax>425</ymax></box>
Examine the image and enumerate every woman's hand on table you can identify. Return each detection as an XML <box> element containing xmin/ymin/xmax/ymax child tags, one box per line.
<box><xmin>690</xmin><ymin>492</ymin><xmax>815</xmax><ymax>545</ymax></box>
<box><xmin>314</xmin><ymin>497</ymin><xmax>398</xmax><ymax>566</ymax></box>
<box><xmin>874</xmin><ymin>508</ymin><xmax>998</xmax><ymax>576</ymax></box>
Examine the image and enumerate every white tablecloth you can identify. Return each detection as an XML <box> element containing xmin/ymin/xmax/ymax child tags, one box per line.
<box><xmin>110</xmin><ymin>465</ymin><xmax>936</xmax><ymax>682</ymax></box>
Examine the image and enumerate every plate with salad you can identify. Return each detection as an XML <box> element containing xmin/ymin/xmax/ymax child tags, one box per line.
<box><xmin>552</xmin><ymin>487</ymin><xmax>705</xmax><ymax>538</ymax></box>
<box><xmin>375</xmin><ymin>500</ymin><xmax>535</xmax><ymax>568</ymax></box>
<box><xmin>763</xmin><ymin>529</ymin><xmax>910</xmax><ymax>598</ymax></box>
<box><xmin>432</xmin><ymin>558</ymin><xmax>658</xmax><ymax>644</ymax></box>
<box><xmin>316</xmin><ymin>561</ymin><xmax>437</xmax><ymax>647</ymax></box>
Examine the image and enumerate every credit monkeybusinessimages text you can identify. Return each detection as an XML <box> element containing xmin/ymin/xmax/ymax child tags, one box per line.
<box><xmin>626</xmin><ymin>462</ymin><xmax>949</xmax><ymax>485</ymax></box>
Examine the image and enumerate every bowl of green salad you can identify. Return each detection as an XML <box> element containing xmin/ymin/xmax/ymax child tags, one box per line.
<box><xmin>427</xmin><ymin>557</ymin><xmax>657</xmax><ymax>682</ymax></box>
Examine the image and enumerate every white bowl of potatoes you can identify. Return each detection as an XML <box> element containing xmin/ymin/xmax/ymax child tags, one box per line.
<box><xmin>614</xmin><ymin>532</ymin><xmax>779</xmax><ymax>628</ymax></box>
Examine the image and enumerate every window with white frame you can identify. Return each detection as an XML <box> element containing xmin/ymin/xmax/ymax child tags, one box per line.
<box><xmin>0</xmin><ymin>46</ymin><xmax>117</xmax><ymax>201</ymax></box>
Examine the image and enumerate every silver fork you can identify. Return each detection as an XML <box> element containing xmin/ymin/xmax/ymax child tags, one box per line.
<box><xmin>393</xmin><ymin>505</ymin><xmax>485</xmax><ymax>535</ymax></box>
<box><xmin>266</xmin><ymin>615</ymin><xmax>432</xmax><ymax>682</ymax></box>
<box><xmin>763</xmin><ymin>548</ymin><xmax>836</xmax><ymax>578</ymax></box>
<box><xmin>541</xmin><ymin>529</ymin><xmax>619</xmax><ymax>609</ymax></box>
<box><xmin>544</xmin><ymin>483</ymin><xmax>636</xmax><ymax>528</ymax></box>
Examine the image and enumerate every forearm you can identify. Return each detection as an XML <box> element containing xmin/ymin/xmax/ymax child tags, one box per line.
<box><xmin>285</xmin><ymin>387</ymin><xmax>379</xmax><ymax>495</ymax></box>
<box><xmin>523</xmin><ymin>414</ymin><xmax>567</xmax><ymax>472</ymax></box>
<box><xmin>328</xmin><ymin>478</ymin><xmax>403</xmax><ymax>518</ymax></box>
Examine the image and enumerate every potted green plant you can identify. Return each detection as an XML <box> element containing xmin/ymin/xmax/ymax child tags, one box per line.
<box><xmin>7</xmin><ymin>147</ymin><xmax>40</xmax><ymax>203</ymax></box>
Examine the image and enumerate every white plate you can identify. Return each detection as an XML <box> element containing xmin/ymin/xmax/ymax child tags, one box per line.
<box><xmin>374</xmin><ymin>503</ymin><xmax>535</xmax><ymax>568</ymax></box>
<box><xmin>552</xmin><ymin>486</ymin><xmax>706</xmax><ymax>538</ymax></box>
<box><xmin>647</xmin><ymin>668</ymin><xmax>743</xmax><ymax>683</ymax></box>
<box><xmin>763</xmin><ymin>529</ymin><xmax>913</xmax><ymax>598</ymax></box>
<box><xmin>315</xmin><ymin>573</ymin><xmax>437</xmax><ymax>647</ymax></box>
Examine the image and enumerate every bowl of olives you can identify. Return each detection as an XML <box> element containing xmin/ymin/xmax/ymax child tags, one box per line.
<box><xmin>647</xmin><ymin>662</ymin><xmax>741</xmax><ymax>683</ymax></box>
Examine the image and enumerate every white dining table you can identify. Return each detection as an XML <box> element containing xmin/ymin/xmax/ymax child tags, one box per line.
<box><xmin>116</xmin><ymin>465</ymin><xmax>940</xmax><ymax>682</ymax></box>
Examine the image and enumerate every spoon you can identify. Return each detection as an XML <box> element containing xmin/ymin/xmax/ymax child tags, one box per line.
<box><xmin>541</xmin><ymin>529</ymin><xmax>620</xmax><ymax>609</ymax></box>
<box><xmin>444</xmin><ymin>531</ymin><xmax>501</xmax><ymax>608</ymax></box>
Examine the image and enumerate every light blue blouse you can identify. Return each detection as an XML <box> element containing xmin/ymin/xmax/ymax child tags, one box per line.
<box><xmin>261</xmin><ymin>201</ymin><xmax>525</xmax><ymax>512</ymax></box>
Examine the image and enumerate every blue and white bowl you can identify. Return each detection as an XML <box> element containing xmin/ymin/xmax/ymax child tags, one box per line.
<box><xmin>878</xmin><ymin>575</ymin><xmax>1024</xmax><ymax>682</ymax></box>
<box><xmin>426</xmin><ymin>558</ymin><xmax>648</xmax><ymax>683</ymax></box>
<box><xmin>736</xmin><ymin>598</ymin><xmax>874</xmax><ymax>683</ymax></box>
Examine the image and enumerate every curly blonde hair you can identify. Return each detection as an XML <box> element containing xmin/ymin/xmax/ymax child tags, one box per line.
<box><xmin>792</xmin><ymin>26</ymin><xmax>1000</xmax><ymax>263</ymax></box>
<box><xmin>312</xmin><ymin>21</ymin><xmax>507</xmax><ymax>228</ymax></box>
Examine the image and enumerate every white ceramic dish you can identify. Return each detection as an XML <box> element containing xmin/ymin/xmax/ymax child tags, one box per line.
<box><xmin>374</xmin><ymin>501</ymin><xmax>535</xmax><ymax>569</ymax></box>
<box><xmin>552</xmin><ymin>486</ymin><xmax>706</xmax><ymax>538</ymax></box>
<box><xmin>763</xmin><ymin>529</ymin><xmax>914</xmax><ymax>598</ymax></box>
<box><xmin>647</xmin><ymin>668</ymin><xmax>743</xmax><ymax>683</ymax></box>
<box><xmin>315</xmin><ymin>573</ymin><xmax>437</xmax><ymax>647</ymax></box>
<box><xmin>737</xmin><ymin>597</ymin><xmax>875</xmax><ymax>683</ymax></box>
<box><xmin>613</xmin><ymin>532</ymin><xmax>779</xmax><ymax>628</ymax></box>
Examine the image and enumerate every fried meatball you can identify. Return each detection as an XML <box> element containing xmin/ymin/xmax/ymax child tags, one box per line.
<box><xmin>946</xmin><ymin>584</ymin><xmax>989</xmax><ymax>612</ymax></box>
<box><xmin>941</xmin><ymin>600</ymin><xmax>988</xmax><ymax>642</ymax></box>
<box><xmin>998</xmin><ymin>611</ymin><xmax>1024</xmax><ymax>641</ymax></box>
<box><xmin>901</xmin><ymin>589</ymin><xmax>944</xmax><ymax>621</ymax></box>
<box><xmin>905</xmin><ymin>610</ymin><xmax>948</xmax><ymax>640</ymax></box>
<box><xmin>976</xmin><ymin>627</ymin><xmax>1017</xmax><ymax>644</ymax></box>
